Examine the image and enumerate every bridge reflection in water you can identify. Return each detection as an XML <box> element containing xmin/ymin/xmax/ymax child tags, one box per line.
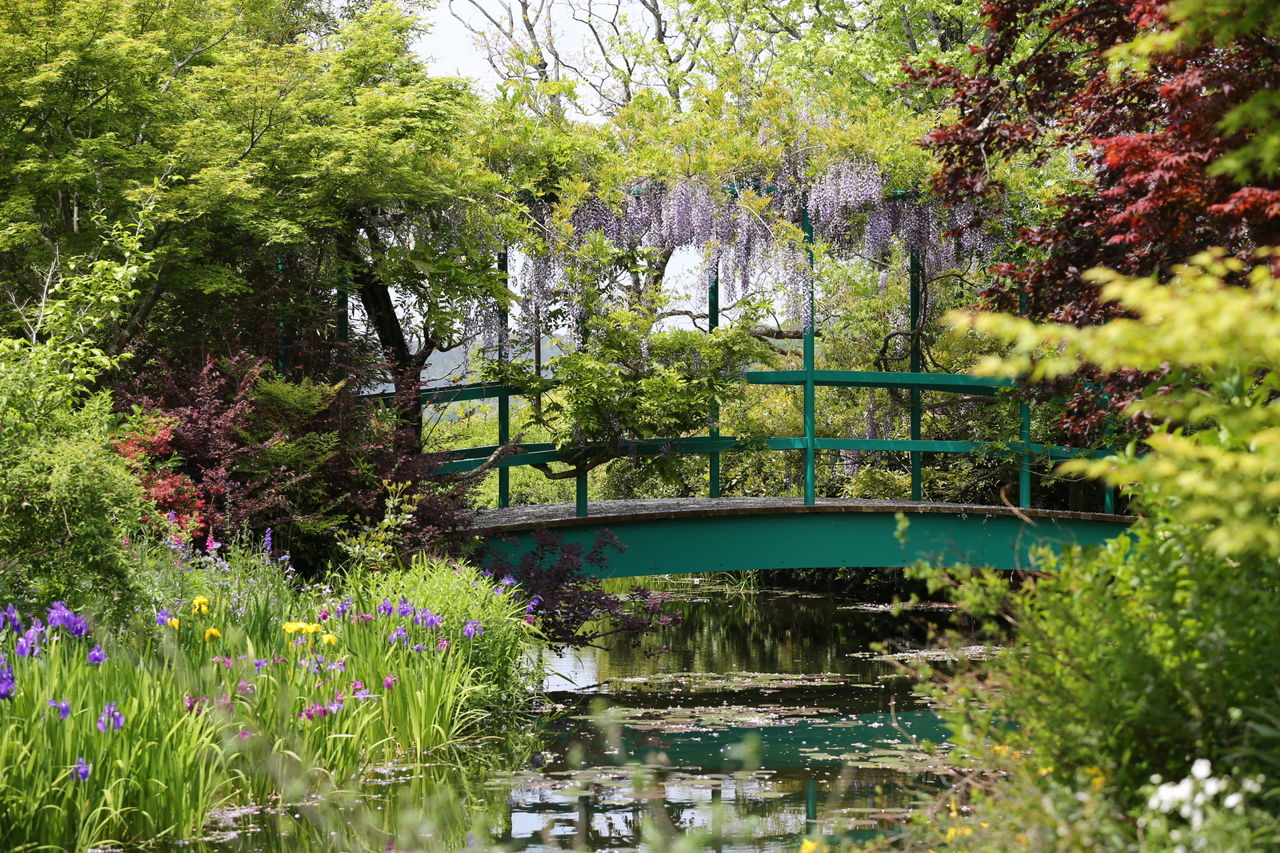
<box><xmin>485</xmin><ymin>591</ymin><xmax>972</xmax><ymax>851</ymax></box>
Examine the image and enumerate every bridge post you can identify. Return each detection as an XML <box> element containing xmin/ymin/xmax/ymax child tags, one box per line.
<box><xmin>576</xmin><ymin>469</ymin><xmax>588</xmax><ymax>518</ymax></box>
<box><xmin>802</xmin><ymin>206</ymin><xmax>816</xmax><ymax>506</ymax></box>
<box><xmin>497</xmin><ymin>250</ymin><xmax>510</xmax><ymax>509</ymax></box>
<box><xmin>1019</xmin><ymin>400</ymin><xmax>1032</xmax><ymax>509</ymax></box>
<box><xmin>909</xmin><ymin>247</ymin><xmax>923</xmax><ymax>501</ymax></box>
<box><xmin>708</xmin><ymin>263</ymin><xmax>721</xmax><ymax>498</ymax></box>
<box><xmin>1016</xmin><ymin>289</ymin><xmax>1031</xmax><ymax>510</ymax></box>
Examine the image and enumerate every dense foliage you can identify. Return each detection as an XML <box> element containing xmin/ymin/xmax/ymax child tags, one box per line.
<box><xmin>895</xmin><ymin>251</ymin><xmax>1280</xmax><ymax>850</ymax></box>
<box><xmin>909</xmin><ymin>0</ymin><xmax>1280</xmax><ymax>442</ymax></box>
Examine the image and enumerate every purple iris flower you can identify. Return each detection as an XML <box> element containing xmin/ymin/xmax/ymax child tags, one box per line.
<box><xmin>413</xmin><ymin>609</ymin><xmax>443</xmax><ymax>629</ymax></box>
<box><xmin>73</xmin><ymin>757</ymin><xmax>91</xmax><ymax>781</ymax></box>
<box><xmin>463</xmin><ymin>619</ymin><xmax>483</xmax><ymax>639</ymax></box>
<box><xmin>0</xmin><ymin>656</ymin><xmax>15</xmax><ymax>700</ymax></box>
<box><xmin>335</xmin><ymin>597</ymin><xmax>354</xmax><ymax>618</ymax></box>
<box><xmin>500</xmin><ymin>575</ymin><xmax>515</xmax><ymax>586</ymax></box>
<box><xmin>16</xmin><ymin>625</ymin><xmax>41</xmax><ymax>658</ymax></box>
<box><xmin>46</xmin><ymin>602</ymin><xmax>88</xmax><ymax>638</ymax></box>
<box><xmin>396</xmin><ymin>599</ymin><xmax>415</xmax><ymax>617</ymax></box>
<box><xmin>376</xmin><ymin>599</ymin><xmax>393</xmax><ymax>617</ymax></box>
<box><xmin>96</xmin><ymin>702</ymin><xmax>125</xmax><ymax>732</ymax></box>
<box><xmin>263</xmin><ymin>527</ymin><xmax>273</xmax><ymax>555</ymax></box>
<box><xmin>2</xmin><ymin>604</ymin><xmax>20</xmax><ymax>633</ymax></box>
<box><xmin>47</xmin><ymin>699</ymin><xmax>71</xmax><ymax>719</ymax></box>
<box><xmin>155</xmin><ymin>609</ymin><xmax>174</xmax><ymax>626</ymax></box>
<box><xmin>387</xmin><ymin>626</ymin><xmax>408</xmax><ymax>646</ymax></box>
<box><xmin>87</xmin><ymin>644</ymin><xmax>107</xmax><ymax>665</ymax></box>
<box><xmin>382</xmin><ymin>674</ymin><xmax>397</xmax><ymax>690</ymax></box>
<box><xmin>526</xmin><ymin>596</ymin><xmax>542</xmax><ymax>613</ymax></box>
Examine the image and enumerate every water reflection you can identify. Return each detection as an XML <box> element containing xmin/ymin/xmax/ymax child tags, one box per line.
<box><xmin>497</xmin><ymin>589</ymin><xmax>959</xmax><ymax>851</ymax></box>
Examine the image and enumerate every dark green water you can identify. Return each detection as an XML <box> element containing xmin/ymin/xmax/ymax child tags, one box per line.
<box><xmin>191</xmin><ymin>587</ymin><xmax>962</xmax><ymax>851</ymax></box>
<box><xmin>487</xmin><ymin>588</ymin><xmax>960</xmax><ymax>850</ymax></box>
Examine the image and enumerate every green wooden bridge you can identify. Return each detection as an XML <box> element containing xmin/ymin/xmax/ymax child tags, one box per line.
<box><xmin>380</xmin><ymin>247</ymin><xmax>1130</xmax><ymax>577</ymax></box>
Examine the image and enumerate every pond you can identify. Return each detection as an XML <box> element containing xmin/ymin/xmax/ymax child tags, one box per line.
<box><xmin>491</xmin><ymin>587</ymin><xmax>962</xmax><ymax>850</ymax></box>
<box><xmin>191</xmin><ymin>584</ymin><xmax>969</xmax><ymax>851</ymax></box>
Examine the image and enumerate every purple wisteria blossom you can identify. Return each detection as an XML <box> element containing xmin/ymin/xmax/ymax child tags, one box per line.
<box><xmin>96</xmin><ymin>702</ymin><xmax>125</xmax><ymax>732</ymax></box>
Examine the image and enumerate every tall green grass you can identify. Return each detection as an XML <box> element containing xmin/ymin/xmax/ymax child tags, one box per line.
<box><xmin>0</xmin><ymin>540</ymin><xmax>540</xmax><ymax>850</ymax></box>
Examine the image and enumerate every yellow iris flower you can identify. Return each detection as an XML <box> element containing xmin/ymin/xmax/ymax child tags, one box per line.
<box><xmin>191</xmin><ymin>595</ymin><xmax>210</xmax><ymax>615</ymax></box>
<box><xmin>204</xmin><ymin>627</ymin><xmax>222</xmax><ymax>641</ymax></box>
<box><xmin>167</xmin><ymin>617</ymin><xmax>180</xmax><ymax>629</ymax></box>
<box><xmin>321</xmin><ymin>633</ymin><xmax>337</xmax><ymax>646</ymax></box>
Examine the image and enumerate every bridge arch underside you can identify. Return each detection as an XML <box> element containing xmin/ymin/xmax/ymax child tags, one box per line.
<box><xmin>469</xmin><ymin>499</ymin><xmax>1130</xmax><ymax>578</ymax></box>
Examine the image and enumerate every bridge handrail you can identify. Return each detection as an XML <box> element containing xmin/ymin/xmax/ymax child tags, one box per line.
<box><xmin>433</xmin><ymin>436</ymin><xmax>1105</xmax><ymax>474</ymax></box>
<box><xmin>366</xmin><ymin>243</ymin><xmax>1113</xmax><ymax>518</ymax></box>
<box><xmin>363</xmin><ymin>369</ymin><xmax>1015</xmax><ymax>407</ymax></box>
<box><xmin>365</xmin><ymin>367</ymin><xmax>1113</xmax><ymax>516</ymax></box>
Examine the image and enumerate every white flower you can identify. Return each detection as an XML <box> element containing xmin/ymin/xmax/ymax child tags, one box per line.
<box><xmin>1191</xmin><ymin>759</ymin><xmax>1212</xmax><ymax>780</ymax></box>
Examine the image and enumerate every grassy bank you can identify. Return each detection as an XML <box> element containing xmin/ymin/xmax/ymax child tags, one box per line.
<box><xmin>0</xmin><ymin>539</ymin><xmax>539</xmax><ymax>850</ymax></box>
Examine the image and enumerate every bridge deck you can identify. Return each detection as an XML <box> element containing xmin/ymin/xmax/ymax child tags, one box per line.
<box><xmin>468</xmin><ymin>496</ymin><xmax>1127</xmax><ymax>535</ymax></box>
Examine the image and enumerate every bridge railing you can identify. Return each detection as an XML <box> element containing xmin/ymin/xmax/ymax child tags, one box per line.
<box><xmin>386</xmin><ymin>368</ymin><xmax>1114</xmax><ymax>519</ymax></box>
<box><xmin>363</xmin><ymin>243</ymin><xmax>1113</xmax><ymax>519</ymax></box>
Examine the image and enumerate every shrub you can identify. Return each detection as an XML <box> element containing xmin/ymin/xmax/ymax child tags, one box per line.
<box><xmin>901</xmin><ymin>250</ymin><xmax>1280</xmax><ymax>848</ymax></box>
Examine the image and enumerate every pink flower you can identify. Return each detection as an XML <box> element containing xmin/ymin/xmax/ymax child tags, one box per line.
<box><xmin>382</xmin><ymin>674</ymin><xmax>397</xmax><ymax>691</ymax></box>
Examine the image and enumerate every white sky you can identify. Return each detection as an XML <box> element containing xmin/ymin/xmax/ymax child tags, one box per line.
<box><xmin>416</xmin><ymin>5</ymin><xmax>496</xmax><ymax>85</ymax></box>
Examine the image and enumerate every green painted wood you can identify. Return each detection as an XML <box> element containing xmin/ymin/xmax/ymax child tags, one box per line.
<box><xmin>909</xmin><ymin>247</ymin><xmax>923</xmax><ymax>503</ymax></box>
<box><xmin>1019</xmin><ymin>401</ymin><xmax>1032</xmax><ymax>510</ymax></box>
<box><xmin>802</xmin><ymin>206</ymin><xmax>816</xmax><ymax>507</ymax></box>
<box><xmin>362</xmin><ymin>369</ymin><xmax>1013</xmax><ymax>409</ymax></box>
<box><xmin>575</xmin><ymin>470</ymin><xmax>588</xmax><ymax>518</ymax></box>
<box><xmin>744</xmin><ymin>370</ymin><xmax>1009</xmax><ymax>395</ymax></box>
<box><xmin>497</xmin><ymin>251</ymin><xmax>511</xmax><ymax>509</ymax></box>
<box><xmin>708</xmin><ymin>265</ymin><xmax>721</xmax><ymax>498</ymax></box>
<box><xmin>432</xmin><ymin>436</ymin><xmax>1110</xmax><ymax>474</ymax></box>
<box><xmin>477</xmin><ymin>504</ymin><xmax>1130</xmax><ymax>577</ymax></box>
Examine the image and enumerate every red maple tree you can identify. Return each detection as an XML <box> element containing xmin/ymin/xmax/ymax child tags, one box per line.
<box><xmin>907</xmin><ymin>0</ymin><xmax>1280</xmax><ymax>442</ymax></box>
